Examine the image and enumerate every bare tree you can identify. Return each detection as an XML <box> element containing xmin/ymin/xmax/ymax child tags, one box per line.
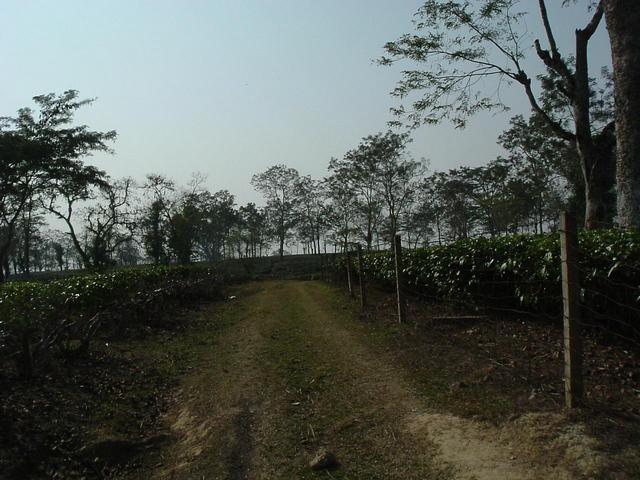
<box><xmin>83</xmin><ymin>178</ymin><xmax>137</xmax><ymax>268</ymax></box>
<box><xmin>43</xmin><ymin>164</ymin><xmax>107</xmax><ymax>268</ymax></box>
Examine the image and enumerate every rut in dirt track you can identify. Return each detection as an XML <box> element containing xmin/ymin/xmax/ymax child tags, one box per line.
<box><xmin>144</xmin><ymin>280</ymin><xmax>595</xmax><ymax>480</ymax></box>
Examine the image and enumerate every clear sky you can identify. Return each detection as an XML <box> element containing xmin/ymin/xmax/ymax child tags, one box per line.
<box><xmin>0</xmin><ymin>1</ymin><xmax>612</xmax><ymax>205</ymax></box>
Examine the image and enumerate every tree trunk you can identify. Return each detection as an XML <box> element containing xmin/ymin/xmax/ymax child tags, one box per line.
<box><xmin>584</xmin><ymin>174</ymin><xmax>606</xmax><ymax>229</ymax></box>
<box><xmin>0</xmin><ymin>242</ymin><xmax>8</xmax><ymax>282</ymax></box>
<box><xmin>3</xmin><ymin>257</ymin><xmax>10</xmax><ymax>281</ymax></box>
<box><xmin>366</xmin><ymin>208</ymin><xmax>374</xmax><ymax>252</ymax></box>
<box><xmin>604</xmin><ymin>0</ymin><xmax>640</xmax><ymax>228</ymax></box>
<box><xmin>389</xmin><ymin>215</ymin><xmax>398</xmax><ymax>248</ymax></box>
<box><xmin>576</xmin><ymin>25</ymin><xmax>608</xmax><ymax>229</ymax></box>
<box><xmin>533</xmin><ymin>1</ymin><xmax>608</xmax><ymax>229</ymax></box>
<box><xmin>69</xmin><ymin>230</ymin><xmax>91</xmax><ymax>269</ymax></box>
<box><xmin>22</xmin><ymin>202</ymin><xmax>34</xmax><ymax>276</ymax></box>
<box><xmin>59</xmin><ymin>215</ymin><xmax>92</xmax><ymax>269</ymax></box>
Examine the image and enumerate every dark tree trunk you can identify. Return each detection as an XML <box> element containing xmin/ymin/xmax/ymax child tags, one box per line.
<box><xmin>69</xmin><ymin>229</ymin><xmax>92</xmax><ymax>269</ymax></box>
<box><xmin>604</xmin><ymin>0</ymin><xmax>640</xmax><ymax>228</ymax></box>
<box><xmin>0</xmin><ymin>227</ymin><xmax>15</xmax><ymax>283</ymax></box>
<box><xmin>3</xmin><ymin>257</ymin><xmax>10</xmax><ymax>281</ymax></box>
<box><xmin>576</xmin><ymin>24</ymin><xmax>608</xmax><ymax>229</ymax></box>
<box><xmin>593</xmin><ymin>123</ymin><xmax>618</xmax><ymax>225</ymax></box>
<box><xmin>22</xmin><ymin>206</ymin><xmax>32</xmax><ymax>276</ymax></box>
<box><xmin>584</xmin><ymin>169</ymin><xmax>606</xmax><ymax>229</ymax></box>
<box><xmin>535</xmin><ymin>1</ymin><xmax>608</xmax><ymax>229</ymax></box>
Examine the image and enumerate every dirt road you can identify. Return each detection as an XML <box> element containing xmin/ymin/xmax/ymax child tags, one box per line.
<box><xmin>138</xmin><ymin>280</ymin><xmax>608</xmax><ymax>480</ymax></box>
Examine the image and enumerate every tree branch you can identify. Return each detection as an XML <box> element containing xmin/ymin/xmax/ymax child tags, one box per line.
<box><xmin>581</xmin><ymin>1</ymin><xmax>604</xmax><ymax>40</ymax></box>
<box><xmin>538</xmin><ymin>0</ymin><xmax>560</xmax><ymax>58</ymax></box>
<box><xmin>517</xmin><ymin>71</ymin><xmax>575</xmax><ymax>142</ymax></box>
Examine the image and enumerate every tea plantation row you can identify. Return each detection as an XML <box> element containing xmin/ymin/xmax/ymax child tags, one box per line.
<box><xmin>0</xmin><ymin>264</ymin><xmax>219</xmax><ymax>378</ymax></box>
<box><xmin>354</xmin><ymin>230</ymin><xmax>640</xmax><ymax>334</ymax></box>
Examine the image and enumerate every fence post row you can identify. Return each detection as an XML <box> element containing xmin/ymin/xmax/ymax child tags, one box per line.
<box><xmin>357</xmin><ymin>244</ymin><xmax>366</xmax><ymax>308</ymax></box>
<box><xmin>346</xmin><ymin>250</ymin><xmax>354</xmax><ymax>298</ymax></box>
<box><xmin>559</xmin><ymin>211</ymin><xmax>583</xmax><ymax>409</ymax></box>
<box><xmin>394</xmin><ymin>234</ymin><xmax>406</xmax><ymax>323</ymax></box>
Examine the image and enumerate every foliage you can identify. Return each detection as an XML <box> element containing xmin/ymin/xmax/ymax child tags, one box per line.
<box><xmin>0</xmin><ymin>90</ymin><xmax>115</xmax><ymax>279</ymax></box>
<box><xmin>251</xmin><ymin>165</ymin><xmax>301</xmax><ymax>258</ymax></box>
<box><xmin>0</xmin><ymin>264</ymin><xmax>217</xmax><ymax>377</ymax></box>
<box><xmin>142</xmin><ymin>199</ymin><xmax>167</xmax><ymax>263</ymax></box>
<box><xmin>380</xmin><ymin>0</ymin><xmax>615</xmax><ymax>229</ymax></box>
<box><xmin>355</xmin><ymin>229</ymin><xmax>640</xmax><ymax>324</ymax></box>
<box><xmin>326</xmin><ymin>131</ymin><xmax>425</xmax><ymax>250</ymax></box>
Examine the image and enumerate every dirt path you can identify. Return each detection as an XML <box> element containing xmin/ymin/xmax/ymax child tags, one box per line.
<box><xmin>138</xmin><ymin>280</ymin><xmax>605</xmax><ymax>480</ymax></box>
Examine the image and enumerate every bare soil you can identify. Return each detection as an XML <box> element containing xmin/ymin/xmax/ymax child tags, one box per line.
<box><xmin>139</xmin><ymin>280</ymin><xmax>640</xmax><ymax>479</ymax></box>
<box><xmin>3</xmin><ymin>279</ymin><xmax>640</xmax><ymax>479</ymax></box>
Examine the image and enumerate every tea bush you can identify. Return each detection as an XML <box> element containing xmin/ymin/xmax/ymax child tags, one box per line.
<box><xmin>353</xmin><ymin>230</ymin><xmax>640</xmax><ymax>331</ymax></box>
<box><xmin>0</xmin><ymin>264</ymin><xmax>218</xmax><ymax>377</ymax></box>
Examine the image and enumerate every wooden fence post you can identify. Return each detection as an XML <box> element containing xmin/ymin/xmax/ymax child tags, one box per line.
<box><xmin>560</xmin><ymin>211</ymin><xmax>583</xmax><ymax>408</ymax></box>
<box><xmin>346</xmin><ymin>250</ymin><xmax>354</xmax><ymax>297</ymax></box>
<box><xmin>394</xmin><ymin>234</ymin><xmax>406</xmax><ymax>323</ymax></box>
<box><xmin>357</xmin><ymin>244</ymin><xmax>366</xmax><ymax>308</ymax></box>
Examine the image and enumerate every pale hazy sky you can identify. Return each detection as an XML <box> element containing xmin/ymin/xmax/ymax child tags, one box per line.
<box><xmin>1</xmin><ymin>1</ymin><xmax>612</xmax><ymax>205</ymax></box>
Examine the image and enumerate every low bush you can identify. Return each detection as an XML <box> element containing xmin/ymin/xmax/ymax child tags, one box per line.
<box><xmin>0</xmin><ymin>264</ymin><xmax>219</xmax><ymax>378</ymax></box>
<box><xmin>353</xmin><ymin>230</ymin><xmax>640</xmax><ymax>335</ymax></box>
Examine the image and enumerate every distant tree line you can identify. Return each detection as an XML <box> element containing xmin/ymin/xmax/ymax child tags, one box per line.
<box><xmin>250</xmin><ymin>121</ymin><xmax>576</xmax><ymax>256</ymax></box>
<box><xmin>0</xmin><ymin>91</ymin><xmax>273</xmax><ymax>280</ymax></box>
<box><xmin>0</xmin><ymin>84</ymin><xmax>625</xmax><ymax>281</ymax></box>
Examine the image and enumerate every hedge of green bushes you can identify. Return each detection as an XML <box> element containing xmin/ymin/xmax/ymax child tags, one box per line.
<box><xmin>0</xmin><ymin>264</ymin><xmax>219</xmax><ymax>377</ymax></box>
<box><xmin>354</xmin><ymin>230</ymin><xmax>640</xmax><ymax>331</ymax></box>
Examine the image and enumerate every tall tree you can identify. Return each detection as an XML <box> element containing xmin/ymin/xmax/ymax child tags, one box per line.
<box><xmin>603</xmin><ymin>1</ymin><xmax>640</xmax><ymax>228</ymax></box>
<box><xmin>0</xmin><ymin>91</ymin><xmax>115</xmax><ymax>280</ymax></box>
<box><xmin>324</xmin><ymin>174</ymin><xmax>358</xmax><ymax>251</ymax></box>
<box><xmin>142</xmin><ymin>174</ymin><xmax>177</xmax><ymax>262</ymax></box>
<box><xmin>15</xmin><ymin>199</ymin><xmax>44</xmax><ymax>275</ymax></box>
<box><xmin>380</xmin><ymin>0</ymin><xmax>612</xmax><ymax>228</ymax></box>
<box><xmin>43</xmin><ymin>164</ymin><xmax>108</xmax><ymax>268</ymax></box>
<box><xmin>239</xmin><ymin>203</ymin><xmax>267</xmax><ymax>258</ymax></box>
<box><xmin>329</xmin><ymin>150</ymin><xmax>384</xmax><ymax>251</ymax></box>
<box><xmin>295</xmin><ymin>176</ymin><xmax>324</xmax><ymax>255</ymax></box>
<box><xmin>402</xmin><ymin>189</ymin><xmax>437</xmax><ymax>248</ymax></box>
<box><xmin>193</xmin><ymin>189</ymin><xmax>238</xmax><ymax>261</ymax></box>
<box><xmin>83</xmin><ymin>178</ymin><xmax>137</xmax><ymax>268</ymax></box>
<box><xmin>169</xmin><ymin>195</ymin><xmax>201</xmax><ymax>264</ymax></box>
<box><xmin>368</xmin><ymin>132</ymin><xmax>425</xmax><ymax>243</ymax></box>
<box><xmin>499</xmin><ymin>114</ymin><xmax>577</xmax><ymax>229</ymax></box>
<box><xmin>251</xmin><ymin>165</ymin><xmax>301</xmax><ymax>258</ymax></box>
<box><xmin>142</xmin><ymin>199</ymin><xmax>167</xmax><ymax>264</ymax></box>
<box><xmin>424</xmin><ymin>171</ymin><xmax>478</xmax><ymax>241</ymax></box>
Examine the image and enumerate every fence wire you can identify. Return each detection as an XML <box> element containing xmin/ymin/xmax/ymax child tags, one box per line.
<box><xmin>336</xmin><ymin>238</ymin><xmax>640</xmax><ymax>348</ymax></box>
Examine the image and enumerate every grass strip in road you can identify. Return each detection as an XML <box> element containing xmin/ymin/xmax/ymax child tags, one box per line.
<box><xmin>256</xmin><ymin>281</ymin><xmax>449</xmax><ymax>480</ymax></box>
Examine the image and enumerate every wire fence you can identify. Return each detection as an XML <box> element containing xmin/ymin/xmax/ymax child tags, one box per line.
<box><xmin>330</xmin><ymin>214</ymin><xmax>640</xmax><ymax>408</ymax></box>
<box><xmin>342</xmin><ymin>243</ymin><xmax>640</xmax><ymax>340</ymax></box>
